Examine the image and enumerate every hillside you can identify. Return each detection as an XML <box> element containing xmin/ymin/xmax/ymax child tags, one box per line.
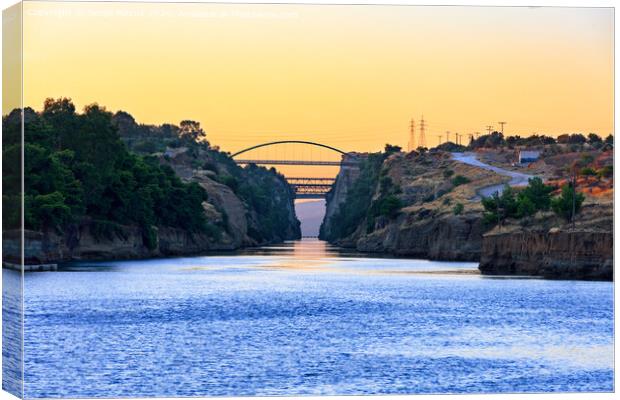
<box><xmin>2</xmin><ymin>99</ymin><xmax>300</xmax><ymax>264</ymax></box>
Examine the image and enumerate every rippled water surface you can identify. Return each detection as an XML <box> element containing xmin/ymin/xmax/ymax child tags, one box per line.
<box><xmin>20</xmin><ymin>240</ymin><xmax>613</xmax><ymax>397</ymax></box>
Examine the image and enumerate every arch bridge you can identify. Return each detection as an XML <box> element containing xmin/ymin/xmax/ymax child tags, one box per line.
<box><xmin>231</xmin><ymin>140</ymin><xmax>358</xmax><ymax>198</ymax></box>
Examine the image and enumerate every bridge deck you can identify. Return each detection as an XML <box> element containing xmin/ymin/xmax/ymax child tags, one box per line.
<box><xmin>235</xmin><ymin>159</ymin><xmax>358</xmax><ymax>166</ymax></box>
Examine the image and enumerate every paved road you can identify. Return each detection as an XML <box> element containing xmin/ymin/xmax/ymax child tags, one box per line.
<box><xmin>451</xmin><ymin>152</ymin><xmax>535</xmax><ymax>198</ymax></box>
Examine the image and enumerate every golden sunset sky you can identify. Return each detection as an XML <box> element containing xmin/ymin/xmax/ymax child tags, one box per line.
<box><xmin>18</xmin><ymin>2</ymin><xmax>614</xmax><ymax>162</ymax></box>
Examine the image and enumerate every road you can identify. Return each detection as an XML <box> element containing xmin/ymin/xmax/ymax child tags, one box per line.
<box><xmin>451</xmin><ymin>152</ymin><xmax>535</xmax><ymax>198</ymax></box>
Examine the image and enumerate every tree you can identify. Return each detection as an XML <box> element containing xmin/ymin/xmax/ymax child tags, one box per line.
<box><xmin>551</xmin><ymin>183</ymin><xmax>585</xmax><ymax>222</ymax></box>
<box><xmin>587</xmin><ymin>133</ymin><xmax>602</xmax><ymax>144</ymax></box>
<box><xmin>384</xmin><ymin>144</ymin><xmax>402</xmax><ymax>154</ymax></box>
<box><xmin>481</xmin><ymin>185</ymin><xmax>518</xmax><ymax>225</ymax></box>
<box><xmin>518</xmin><ymin>177</ymin><xmax>553</xmax><ymax>211</ymax></box>
<box><xmin>179</xmin><ymin>120</ymin><xmax>208</xmax><ymax>144</ymax></box>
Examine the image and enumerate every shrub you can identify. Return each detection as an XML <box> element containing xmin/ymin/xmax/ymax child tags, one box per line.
<box><xmin>451</xmin><ymin>175</ymin><xmax>471</xmax><ymax>186</ymax></box>
<box><xmin>452</xmin><ymin>203</ymin><xmax>464</xmax><ymax>215</ymax></box>
<box><xmin>443</xmin><ymin>169</ymin><xmax>454</xmax><ymax>179</ymax></box>
<box><xmin>597</xmin><ymin>165</ymin><xmax>613</xmax><ymax>178</ymax></box>
<box><xmin>378</xmin><ymin>195</ymin><xmax>403</xmax><ymax>218</ymax></box>
<box><xmin>580</xmin><ymin>167</ymin><xmax>596</xmax><ymax>176</ymax></box>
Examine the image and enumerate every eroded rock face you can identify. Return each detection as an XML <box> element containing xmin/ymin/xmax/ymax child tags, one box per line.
<box><xmin>355</xmin><ymin>211</ymin><xmax>484</xmax><ymax>261</ymax></box>
<box><xmin>320</xmin><ymin>154</ymin><xmax>362</xmax><ymax>240</ymax></box>
<box><xmin>11</xmin><ymin>225</ymin><xmax>236</xmax><ymax>264</ymax></box>
<box><xmin>320</xmin><ymin>150</ymin><xmax>493</xmax><ymax>261</ymax></box>
<box><xmin>479</xmin><ymin>230</ymin><xmax>613</xmax><ymax>281</ymax></box>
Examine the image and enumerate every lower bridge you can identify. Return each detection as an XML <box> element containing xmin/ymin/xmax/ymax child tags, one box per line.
<box><xmin>286</xmin><ymin>177</ymin><xmax>335</xmax><ymax>199</ymax></box>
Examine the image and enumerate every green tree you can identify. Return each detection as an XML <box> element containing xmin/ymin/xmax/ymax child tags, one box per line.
<box><xmin>481</xmin><ymin>185</ymin><xmax>518</xmax><ymax>225</ymax></box>
<box><xmin>518</xmin><ymin>177</ymin><xmax>553</xmax><ymax>211</ymax></box>
<box><xmin>451</xmin><ymin>175</ymin><xmax>471</xmax><ymax>186</ymax></box>
<box><xmin>551</xmin><ymin>183</ymin><xmax>585</xmax><ymax>222</ymax></box>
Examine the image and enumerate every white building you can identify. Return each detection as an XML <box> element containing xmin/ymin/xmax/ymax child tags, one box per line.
<box><xmin>518</xmin><ymin>150</ymin><xmax>541</xmax><ymax>164</ymax></box>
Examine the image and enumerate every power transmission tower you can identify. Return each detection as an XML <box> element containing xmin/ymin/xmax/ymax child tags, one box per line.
<box><xmin>408</xmin><ymin>118</ymin><xmax>415</xmax><ymax>152</ymax></box>
<box><xmin>418</xmin><ymin>115</ymin><xmax>426</xmax><ymax>148</ymax></box>
<box><xmin>486</xmin><ymin>125</ymin><xmax>493</xmax><ymax>135</ymax></box>
<box><xmin>498</xmin><ymin>121</ymin><xmax>507</xmax><ymax>134</ymax></box>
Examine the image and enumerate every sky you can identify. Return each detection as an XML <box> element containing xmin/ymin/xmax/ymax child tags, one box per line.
<box><xmin>15</xmin><ymin>1</ymin><xmax>614</xmax><ymax>175</ymax></box>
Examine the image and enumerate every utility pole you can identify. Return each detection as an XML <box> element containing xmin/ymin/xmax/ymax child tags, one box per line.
<box><xmin>475</xmin><ymin>131</ymin><xmax>481</xmax><ymax>138</ymax></box>
<box><xmin>468</xmin><ymin>133</ymin><xmax>474</xmax><ymax>144</ymax></box>
<box><xmin>498</xmin><ymin>121</ymin><xmax>507</xmax><ymax>135</ymax></box>
<box><xmin>446</xmin><ymin>131</ymin><xmax>451</xmax><ymax>143</ymax></box>
<box><xmin>437</xmin><ymin>135</ymin><xmax>442</xmax><ymax>146</ymax></box>
<box><xmin>486</xmin><ymin>125</ymin><xmax>493</xmax><ymax>135</ymax></box>
<box><xmin>572</xmin><ymin>167</ymin><xmax>577</xmax><ymax>230</ymax></box>
<box><xmin>455</xmin><ymin>132</ymin><xmax>460</xmax><ymax>145</ymax></box>
<box><xmin>408</xmin><ymin>118</ymin><xmax>415</xmax><ymax>152</ymax></box>
<box><xmin>419</xmin><ymin>115</ymin><xmax>426</xmax><ymax>148</ymax></box>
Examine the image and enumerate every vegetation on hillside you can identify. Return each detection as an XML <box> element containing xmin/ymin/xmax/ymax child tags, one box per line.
<box><xmin>467</xmin><ymin>131</ymin><xmax>612</xmax><ymax>150</ymax></box>
<box><xmin>319</xmin><ymin>145</ymin><xmax>402</xmax><ymax>241</ymax></box>
<box><xmin>113</xmin><ymin>105</ymin><xmax>300</xmax><ymax>243</ymax></box>
<box><xmin>3</xmin><ymin>99</ymin><xmax>213</xmax><ymax>245</ymax></box>
<box><xmin>481</xmin><ymin>177</ymin><xmax>585</xmax><ymax>225</ymax></box>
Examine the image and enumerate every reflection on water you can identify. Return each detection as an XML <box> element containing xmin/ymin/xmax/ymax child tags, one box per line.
<box><xmin>20</xmin><ymin>240</ymin><xmax>614</xmax><ymax>397</ymax></box>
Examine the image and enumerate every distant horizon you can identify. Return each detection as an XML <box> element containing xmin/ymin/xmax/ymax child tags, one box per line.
<box><xmin>14</xmin><ymin>97</ymin><xmax>614</xmax><ymax>153</ymax></box>
<box><xmin>11</xmin><ymin>1</ymin><xmax>613</xmax><ymax>178</ymax></box>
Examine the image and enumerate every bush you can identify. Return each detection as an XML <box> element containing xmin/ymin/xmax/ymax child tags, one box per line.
<box><xmin>597</xmin><ymin>165</ymin><xmax>613</xmax><ymax>178</ymax></box>
<box><xmin>451</xmin><ymin>175</ymin><xmax>471</xmax><ymax>186</ymax></box>
<box><xmin>443</xmin><ymin>169</ymin><xmax>454</xmax><ymax>179</ymax></box>
<box><xmin>452</xmin><ymin>203</ymin><xmax>464</xmax><ymax>215</ymax></box>
<box><xmin>580</xmin><ymin>167</ymin><xmax>596</xmax><ymax>176</ymax></box>
<box><xmin>378</xmin><ymin>195</ymin><xmax>403</xmax><ymax>218</ymax></box>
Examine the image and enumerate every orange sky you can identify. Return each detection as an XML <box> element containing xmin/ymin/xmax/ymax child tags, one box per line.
<box><xmin>15</xmin><ymin>2</ymin><xmax>614</xmax><ymax>176</ymax></box>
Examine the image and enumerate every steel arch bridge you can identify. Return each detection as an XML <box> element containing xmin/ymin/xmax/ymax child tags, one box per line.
<box><xmin>231</xmin><ymin>140</ymin><xmax>358</xmax><ymax>198</ymax></box>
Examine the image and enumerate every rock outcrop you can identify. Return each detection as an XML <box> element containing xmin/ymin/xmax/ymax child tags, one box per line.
<box><xmin>479</xmin><ymin>230</ymin><xmax>612</xmax><ymax>280</ymax></box>
<box><xmin>320</xmin><ymin>150</ymin><xmax>505</xmax><ymax>261</ymax></box>
<box><xmin>320</xmin><ymin>153</ymin><xmax>363</xmax><ymax>240</ymax></box>
<box><xmin>479</xmin><ymin>200</ymin><xmax>613</xmax><ymax>281</ymax></box>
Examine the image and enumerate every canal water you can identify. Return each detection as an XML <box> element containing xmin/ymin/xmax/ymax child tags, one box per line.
<box><xmin>9</xmin><ymin>240</ymin><xmax>614</xmax><ymax>397</ymax></box>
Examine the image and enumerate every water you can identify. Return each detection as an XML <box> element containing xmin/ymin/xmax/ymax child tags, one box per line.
<box><xmin>14</xmin><ymin>240</ymin><xmax>614</xmax><ymax>397</ymax></box>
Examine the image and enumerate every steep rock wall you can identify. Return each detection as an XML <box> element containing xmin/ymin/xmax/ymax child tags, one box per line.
<box><xmin>479</xmin><ymin>230</ymin><xmax>613</xmax><ymax>280</ymax></box>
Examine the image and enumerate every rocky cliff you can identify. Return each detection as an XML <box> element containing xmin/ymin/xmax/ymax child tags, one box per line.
<box><xmin>320</xmin><ymin>149</ymin><xmax>506</xmax><ymax>261</ymax></box>
<box><xmin>479</xmin><ymin>200</ymin><xmax>613</xmax><ymax>280</ymax></box>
